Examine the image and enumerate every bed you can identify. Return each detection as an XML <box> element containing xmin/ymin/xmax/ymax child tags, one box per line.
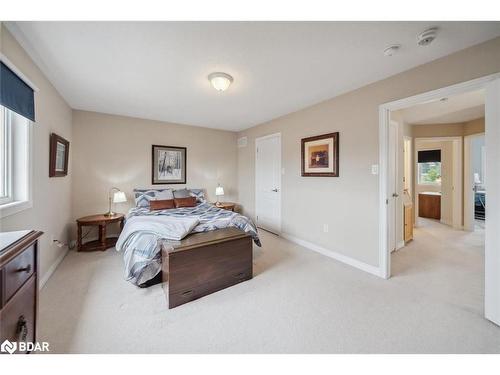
<box><xmin>115</xmin><ymin>189</ymin><xmax>261</xmax><ymax>287</ymax></box>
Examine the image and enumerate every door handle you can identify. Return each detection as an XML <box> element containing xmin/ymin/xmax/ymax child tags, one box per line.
<box><xmin>272</xmin><ymin>188</ymin><xmax>279</xmax><ymax>192</ymax></box>
<box><xmin>392</xmin><ymin>193</ymin><xmax>399</xmax><ymax>198</ymax></box>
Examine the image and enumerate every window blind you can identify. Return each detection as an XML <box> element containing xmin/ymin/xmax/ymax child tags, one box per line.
<box><xmin>0</xmin><ymin>61</ymin><xmax>35</xmax><ymax>121</ymax></box>
<box><xmin>418</xmin><ymin>149</ymin><xmax>441</xmax><ymax>163</ymax></box>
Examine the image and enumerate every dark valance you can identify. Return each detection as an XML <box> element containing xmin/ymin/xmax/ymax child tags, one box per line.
<box><xmin>418</xmin><ymin>149</ymin><xmax>441</xmax><ymax>163</ymax></box>
<box><xmin>0</xmin><ymin>61</ymin><xmax>35</xmax><ymax>121</ymax></box>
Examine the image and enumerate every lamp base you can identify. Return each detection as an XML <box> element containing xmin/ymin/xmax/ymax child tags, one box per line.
<box><xmin>104</xmin><ymin>211</ymin><xmax>115</xmax><ymax>217</ymax></box>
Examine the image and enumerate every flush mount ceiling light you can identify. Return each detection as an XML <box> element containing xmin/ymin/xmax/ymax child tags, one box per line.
<box><xmin>208</xmin><ymin>72</ymin><xmax>233</xmax><ymax>92</ymax></box>
<box><xmin>383</xmin><ymin>44</ymin><xmax>401</xmax><ymax>57</ymax></box>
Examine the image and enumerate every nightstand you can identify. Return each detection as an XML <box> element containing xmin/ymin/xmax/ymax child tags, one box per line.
<box><xmin>76</xmin><ymin>213</ymin><xmax>124</xmax><ymax>251</ymax></box>
<box><xmin>215</xmin><ymin>202</ymin><xmax>236</xmax><ymax>212</ymax></box>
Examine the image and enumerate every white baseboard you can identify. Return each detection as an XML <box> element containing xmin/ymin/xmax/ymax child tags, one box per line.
<box><xmin>281</xmin><ymin>232</ymin><xmax>382</xmax><ymax>278</ymax></box>
<box><xmin>396</xmin><ymin>240</ymin><xmax>405</xmax><ymax>250</ymax></box>
<box><xmin>39</xmin><ymin>248</ymin><xmax>69</xmax><ymax>290</ymax></box>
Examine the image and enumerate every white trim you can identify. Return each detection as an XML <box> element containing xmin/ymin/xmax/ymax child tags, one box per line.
<box><xmin>281</xmin><ymin>232</ymin><xmax>381</xmax><ymax>277</ymax></box>
<box><xmin>378</xmin><ymin>107</ymin><xmax>390</xmax><ymax>279</ymax></box>
<box><xmin>464</xmin><ymin>132</ymin><xmax>485</xmax><ymax>231</ymax></box>
<box><xmin>485</xmin><ymin>79</ymin><xmax>500</xmax><ymax>326</ymax></box>
<box><xmin>255</xmin><ymin>132</ymin><xmax>282</xmax><ymax>235</ymax></box>
<box><xmin>0</xmin><ymin>52</ymin><xmax>40</xmax><ymax>92</ymax></box>
<box><xmin>0</xmin><ymin>115</ymin><xmax>33</xmax><ymax>219</ymax></box>
<box><xmin>0</xmin><ymin>199</ymin><xmax>32</xmax><ymax>218</ymax></box>
<box><xmin>39</xmin><ymin>248</ymin><xmax>69</xmax><ymax>290</ymax></box>
<box><xmin>380</xmin><ymin>73</ymin><xmax>500</xmax><ymax>111</ymax></box>
<box><xmin>396</xmin><ymin>240</ymin><xmax>405</xmax><ymax>251</ymax></box>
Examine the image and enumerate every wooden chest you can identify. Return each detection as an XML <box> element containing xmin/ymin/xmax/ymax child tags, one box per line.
<box><xmin>0</xmin><ymin>230</ymin><xmax>43</xmax><ymax>354</ymax></box>
<box><xmin>162</xmin><ymin>228</ymin><xmax>253</xmax><ymax>309</ymax></box>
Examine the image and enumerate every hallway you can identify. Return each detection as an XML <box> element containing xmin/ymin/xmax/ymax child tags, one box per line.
<box><xmin>392</xmin><ymin>218</ymin><xmax>485</xmax><ymax>319</ymax></box>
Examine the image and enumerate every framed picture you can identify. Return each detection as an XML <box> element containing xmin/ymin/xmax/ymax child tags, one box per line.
<box><xmin>49</xmin><ymin>133</ymin><xmax>70</xmax><ymax>177</ymax></box>
<box><xmin>152</xmin><ymin>145</ymin><xmax>187</xmax><ymax>184</ymax></box>
<box><xmin>301</xmin><ymin>132</ymin><xmax>339</xmax><ymax>177</ymax></box>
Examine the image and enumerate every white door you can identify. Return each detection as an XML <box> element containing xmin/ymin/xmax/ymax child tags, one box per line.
<box><xmin>255</xmin><ymin>133</ymin><xmax>281</xmax><ymax>234</ymax></box>
<box><xmin>387</xmin><ymin>121</ymin><xmax>399</xmax><ymax>253</ymax></box>
<box><xmin>485</xmin><ymin>79</ymin><xmax>500</xmax><ymax>326</ymax></box>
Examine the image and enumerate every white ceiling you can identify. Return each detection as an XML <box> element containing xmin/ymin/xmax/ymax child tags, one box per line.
<box><xmin>6</xmin><ymin>22</ymin><xmax>500</xmax><ymax>131</ymax></box>
<box><xmin>397</xmin><ymin>89</ymin><xmax>485</xmax><ymax>125</ymax></box>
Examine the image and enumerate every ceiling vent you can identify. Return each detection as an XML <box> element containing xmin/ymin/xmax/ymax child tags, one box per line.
<box><xmin>417</xmin><ymin>28</ymin><xmax>438</xmax><ymax>46</ymax></box>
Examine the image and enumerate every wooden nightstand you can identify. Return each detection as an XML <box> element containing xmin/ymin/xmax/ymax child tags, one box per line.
<box><xmin>76</xmin><ymin>213</ymin><xmax>124</xmax><ymax>251</ymax></box>
<box><xmin>215</xmin><ymin>202</ymin><xmax>236</xmax><ymax>212</ymax></box>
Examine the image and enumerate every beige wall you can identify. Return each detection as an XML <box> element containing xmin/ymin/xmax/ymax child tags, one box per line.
<box><xmin>411</xmin><ymin>117</ymin><xmax>485</xmax><ymax>138</ymax></box>
<box><xmin>0</xmin><ymin>25</ymin><xmax>73</xmax><ymax>282</ymax></box>
<box><xmin>72</xmin><ymin>111</ymin><xmax>238</xmax><ymax>224</ymax></box>
<box><xmin>237</xmin><ymin>38</ymin><xmax>500</xmax><ymax>267</ymax></box>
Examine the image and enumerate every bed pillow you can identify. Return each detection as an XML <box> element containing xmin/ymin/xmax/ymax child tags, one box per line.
<box><xmin>134</xmin><ymin>188</ymin><xmax>174</xmax><ymax>208</ymax></box>
<box><xmin>189</xmin><ymin>188</ymin><xmax>206</xmax><ymax>203</ymax></box>
<box><xmin>150</xmin><ymin>199</ymin><xmax>175</xmax><ymax>211</ymax></box>
<box><xmin>173</xmin><ymin>188</ymin><xmax>191</xmax><ymax>198</ymax></box>
<box><xmin>174</xmin><ymin>197</ymin><xmax>197</xmax><ymax>208</ymax></box>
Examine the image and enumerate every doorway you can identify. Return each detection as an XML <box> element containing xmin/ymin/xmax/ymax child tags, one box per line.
<box><xmin>255</xmin><ymin>133</ymin><xmax>282</xmax><ymax>234</ymax></box>
<box><xmin>379</xmin><ymin>73</ymin><xmax>500</xmax><ymax>326</ymax></box>
<box><xmin>464</xmin><ymin>133</ymin><xmax>486</xmax><ymax>231</ymax></box>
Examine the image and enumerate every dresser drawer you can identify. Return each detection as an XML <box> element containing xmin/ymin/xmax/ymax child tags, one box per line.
<box><xmin>3</xmin><ymin>244</ymin><xmax>35</xmax><ymax>304</ymax></box>
<box><xmin>0</xmin><ymin>276</ymin><xmax>36</xmax><ymax>353</ymax></box>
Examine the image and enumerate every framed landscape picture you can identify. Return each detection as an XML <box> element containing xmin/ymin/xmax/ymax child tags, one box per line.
<box><xmin>301</xmin><ymin>132</ymin><xmax>339</xmax><ymax>177</ymax></box>
<box><xmin>152</xmin><ymin>145</ymin><xmax>187</xmax><ymax>184</ymax></box>
<box><xmin>49</xmin><ymin>133</ymin><xmax>70</xmax><ymax>177</ymax></box>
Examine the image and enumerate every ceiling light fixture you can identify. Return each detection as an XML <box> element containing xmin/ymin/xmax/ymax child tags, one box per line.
<box><xmin>208</xmin><ymin>72</ymin><xmax>233</xmax><ymax>92</ymax></box>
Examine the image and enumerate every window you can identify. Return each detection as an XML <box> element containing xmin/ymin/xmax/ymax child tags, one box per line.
<box><xmin>0</xmin><ymin>105</ymin><xmax>11</xmax><ymax>205</ymax></box>
<box><xmin>0</xmin><ymin>104</ymin><xmax>32</xmax><ymax>217</ymax></box>
<box><xmin>418</xmin><ymin>161</ymin><xmax>441</xmax><ymax>185</ymax></box>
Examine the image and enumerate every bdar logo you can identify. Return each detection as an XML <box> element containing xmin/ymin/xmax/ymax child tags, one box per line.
<box><xmin>1</xmin><ymin>339</ymin><xmax>17</xmax><ymax>354</ymax></box>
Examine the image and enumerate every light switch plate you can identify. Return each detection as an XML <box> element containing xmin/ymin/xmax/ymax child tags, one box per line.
<box><xmin>371</xmin><ymin>164</ymin><xmax>379</xmax><ymax>175</ymax></box>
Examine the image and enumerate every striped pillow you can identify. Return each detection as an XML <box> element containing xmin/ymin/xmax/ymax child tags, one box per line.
<box><xmin>133</xmin><ymin>189</ymin><xmax>174</xmax><ymax>208</ymax></box>
<box><xmin>189</xmin><ymin>189</ymin><xmax>206</xmax><ymax>203</ymax></box>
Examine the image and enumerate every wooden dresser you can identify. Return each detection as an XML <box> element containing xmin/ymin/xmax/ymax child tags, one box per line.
<box><xmin>0</xmin><ymin>230</ymin><xmax>43</xmax><ymax>354</ymax></box>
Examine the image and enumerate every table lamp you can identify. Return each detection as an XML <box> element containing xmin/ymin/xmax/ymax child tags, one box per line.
<box><xmin>105</xmin><ymin>187</ymin><xmax>127</xmax><ymax>217</ymax></box>
<box><xmin>215</xmin><ymin>184</ymin><xmax>224</xmax><ymax>206</ymax></box>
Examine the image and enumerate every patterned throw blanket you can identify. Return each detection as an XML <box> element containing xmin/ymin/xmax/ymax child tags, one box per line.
<box><xmin>117</xmin><ymin>203</ymin><xmax>261</xmax><ymax>286</ymax></box>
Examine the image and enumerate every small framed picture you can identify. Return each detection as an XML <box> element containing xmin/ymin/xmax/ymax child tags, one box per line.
<box><xmin>301</xmin><ymin>132</ymin><xmax>339</xmax><ymax>177</ymax></box>
<box><xmin>152</xmin><ymin>145</ymin><xmax>187</xmax><ymax>184</ymax></box>
<box><xmin>49</xmin><ymin>133</ymin><xmax>70</xmax><ymax>177</ymax></box>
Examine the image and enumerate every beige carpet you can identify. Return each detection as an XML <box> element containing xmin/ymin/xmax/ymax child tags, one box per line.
<box><xmin>39</xmin><ymin>220</ymin><xmax>500</xmax><ymax>353</ymax></box>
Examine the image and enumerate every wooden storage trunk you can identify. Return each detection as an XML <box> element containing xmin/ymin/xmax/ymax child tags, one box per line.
<box><xmin>162</xmin><ymin>228</ymin><xmax>253</xmax><ymax>309</ymax></box>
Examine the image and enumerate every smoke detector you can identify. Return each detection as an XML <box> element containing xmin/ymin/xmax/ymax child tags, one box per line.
<box><xmin>383</xmin><ymin>44</ymin><xmax>401</xmax><ymax>57</ymax></box>
<box><xmin>417</xmin><ymin>27</ymin><xmax>438</xmax><ymax>46</ymax></box>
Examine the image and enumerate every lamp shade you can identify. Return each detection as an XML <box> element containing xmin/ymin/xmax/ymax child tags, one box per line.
<box><xmin>215</xmin><ymin>186</ymin><xmax>225</xmax><ymax>196</ymax></box>
<box><xmin>113</xmin><ymin>191</ymin><xmax>127</xmax><ymax>203</ymax></box>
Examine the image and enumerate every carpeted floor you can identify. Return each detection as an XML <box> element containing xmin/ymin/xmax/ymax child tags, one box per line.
<box><xmin>39</xmin><ymin>219</ymin><xmax>500</xmax><ymax>353</ymax></box>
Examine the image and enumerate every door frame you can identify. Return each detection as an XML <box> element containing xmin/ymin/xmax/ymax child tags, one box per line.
<box><xmin>378</xmin><ymin>72</ymin><xmax>500</xmax><ymax>326</ymax></box>
<box><xmin>387</xmin><ymin>120</ymin><xmax>399</xmax><ymax>253</ymax></box>
<box><xmin>413</xmin><ymin>136</ymin><xmax>463</xmax><ymax>229</ymax></box>
<box><xmin>464</xmin><ymin>132</ymin><xmax>485</xmax><ymax>231</ymax></box>
<box><xmin>255</xmin><ymin>132</ymin><xmax>282</xmax><ymax>234</ymax></box>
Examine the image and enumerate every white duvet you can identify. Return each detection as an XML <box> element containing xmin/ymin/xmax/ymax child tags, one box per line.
<box><xmin>115</xmin><ymin>215</ymin><xmax>199</xmax><ymax>285</ymax></box>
